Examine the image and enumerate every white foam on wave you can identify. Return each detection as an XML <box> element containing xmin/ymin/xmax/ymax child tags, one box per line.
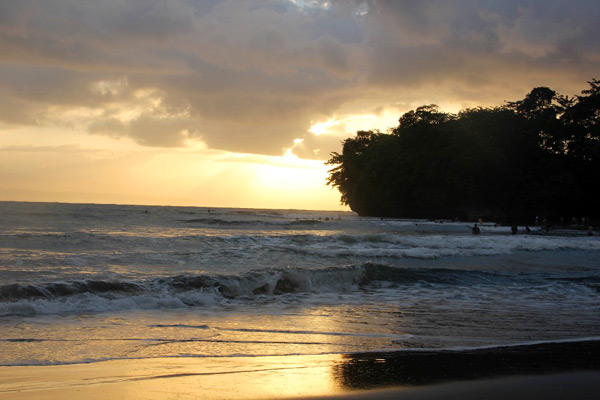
<box><xmin>273</xmin><ymin>232</ymin><xmax>600</xmax><ymax>259</ymax></box>
<box><xmin>0</xmin><ymin>289</ymin><xmax>221</xmax><ymax>317</ymax></box>
<box><xmin>4</xmin><ymin>259</ymin><xmax>599</xmax><ymax>317</ymax></box>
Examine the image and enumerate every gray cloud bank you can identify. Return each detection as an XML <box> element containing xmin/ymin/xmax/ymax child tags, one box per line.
<box><xmin>1</xmin><ymin>0</ymin><xmax>599</xmax><ymax>159</ymax></box>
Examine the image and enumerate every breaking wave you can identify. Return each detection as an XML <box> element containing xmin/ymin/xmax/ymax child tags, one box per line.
<box><xmin>2</xmin><ymin>263</ymin><xmax>586</xmax><ymax>317</ymax></box>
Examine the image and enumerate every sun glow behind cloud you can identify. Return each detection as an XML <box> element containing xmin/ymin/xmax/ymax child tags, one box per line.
<box><xmin>308</xmin><ymin>109</ymin><xmax>407</xmax><ymax>137</ymax></box>
<box><xmin>1</xmin><ymin>0</ymin><xmax>599</xmax><ymax>210</ymax></box>
<box><xmin>0</xmin><ymin>125</ymin><xmax>343</xmax><ymax>210</ymax></box>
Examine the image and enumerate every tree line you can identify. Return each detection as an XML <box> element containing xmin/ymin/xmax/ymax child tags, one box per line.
<box><xmin>326</xmin><ymin>80</ymin><xmax>600</xmax><ymax>224</ymax></box>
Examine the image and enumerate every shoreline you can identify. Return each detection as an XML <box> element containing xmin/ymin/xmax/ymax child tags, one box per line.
<box><xmin>3</xmin><ymin>336</ymin><xmax>599</xmax><ymax>368</ymax></box>
<box><xmin>291</xmin><ymin>371</ymin><xmax>600</xmax><ymax>400</ymax></box>
<box><xmin>1</xmin><ymin>340</ymin><xmax>598</xmax><ymax>399</ymax></box>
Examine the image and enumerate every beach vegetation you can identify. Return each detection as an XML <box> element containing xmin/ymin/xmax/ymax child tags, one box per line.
<box><xmin>326</xmin><ymin>80</ymin><xmax>600</xmax><ymax>223</ymax></box>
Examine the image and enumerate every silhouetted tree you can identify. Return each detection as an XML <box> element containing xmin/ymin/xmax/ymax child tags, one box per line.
<box><xmin>327</xmin><ymin>80</ymin><xmax>600</xmax><ymax>222</ymax></box>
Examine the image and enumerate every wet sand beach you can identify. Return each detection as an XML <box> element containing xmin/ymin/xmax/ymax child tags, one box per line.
<box><xmin>295</xmin><ymin>371</ymin><xmax>600</xmax><ymax>400</ymax></box>
<box><xmin>1</xmin><ymin>340</ymin><xmax>598</xmax><ymax>399</ymax></box>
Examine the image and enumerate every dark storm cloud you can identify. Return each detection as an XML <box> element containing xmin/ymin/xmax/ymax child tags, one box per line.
<box><xmin>355</xmin><ymin>0</ymin><xmax>600</xmax><ymax>88</ymax></box>
<box><xmin>0</xmin><ymin>0</ymin><xmax>599</xmax><ymax>158</ymax></box>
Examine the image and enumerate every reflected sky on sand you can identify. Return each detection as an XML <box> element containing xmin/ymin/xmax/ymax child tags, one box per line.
<box><xmin>2</xmin><ymin>341</ymin><xmax>599</xmax><ymax>399</ymax></box>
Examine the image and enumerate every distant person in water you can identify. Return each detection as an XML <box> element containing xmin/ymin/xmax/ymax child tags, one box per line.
<box><xmin>525</xmin><ymin>226</ymin><xmax>531</xmax><ymax>233</ymax></box>
<box><xmin>589</xmin><ymin>225</ymin><xmax>594</xmax><ymax>236</ymax></box>
<box><xmin>511</xmin><ymin>225</ymin><xmax>518</xmax><ymax>235</ymax></box>
<box><xmin>471</xmin><ymin>224</ymin><xmax>480</xmax><ymax>234</ymax></box>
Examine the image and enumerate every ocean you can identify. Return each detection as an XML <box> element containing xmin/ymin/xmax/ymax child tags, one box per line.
<box><xmin>1</xmin><ymin>201</ymin><xmax>599</xmax><ymax>380</ymax></box>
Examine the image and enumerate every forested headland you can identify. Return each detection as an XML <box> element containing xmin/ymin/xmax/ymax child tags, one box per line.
<box><xmin>327</xmin><ymin>80</ymin><xmax>600</xmax><ymax>224</ymax></box>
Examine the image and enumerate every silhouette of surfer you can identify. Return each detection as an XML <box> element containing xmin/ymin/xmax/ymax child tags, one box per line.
<box><xmin>471</xmin><ymin>224</ymin><xmax>480</xmax><ymax>234</ymax></box>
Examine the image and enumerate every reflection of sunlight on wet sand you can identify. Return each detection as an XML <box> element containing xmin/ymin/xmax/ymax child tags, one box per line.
<box><xmin>239</xmin><ymin>356</ymin><xmax>341</xmax><ymax>399</ymax></box>
<box><xmin>0</xmin><ymin>312</ymin><xmax>370</xmax><ymax>399</ymax></box>
<box><xmin>221</xmin><ymin>312</ymin><xmax>351</xmax><ymax>398</ymax></box>
<box><xmin>0</xmin><ymin>355</ymin><xmax>347</xmax><ymax>400</ymax></box>
<box><xmin>125</xmin><ymin>356</ymin><xmax>344</xmax><ymax>400</ymax></box>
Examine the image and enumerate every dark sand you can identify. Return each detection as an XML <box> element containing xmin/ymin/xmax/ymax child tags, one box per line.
<box><xmin>292</xmin><ymin>371</ymin><xmax>600</xmax><ymax>400</ymax></box>
<box><xmin>328</xmin><ymin>340</ymin><xmax>600</xmax><ymax>389</ymax></box>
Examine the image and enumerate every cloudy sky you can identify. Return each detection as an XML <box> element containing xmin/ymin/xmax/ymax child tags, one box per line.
<box><xmin>1</xmin><ymin>0</ymin><xmax>599</xmax><ymax>209</ymax></box>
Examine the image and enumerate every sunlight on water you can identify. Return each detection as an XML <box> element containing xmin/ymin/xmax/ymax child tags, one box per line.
<box><xmin>0</xmin><ymin>201</ymin><xmax>599</xmax><ymax>369</ymax></box>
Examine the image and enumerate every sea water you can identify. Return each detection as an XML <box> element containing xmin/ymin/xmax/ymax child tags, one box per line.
<box><xmin>0</xmin><ymin>201</ymin><xmax>599</xmax><ymax>366</ymax></box>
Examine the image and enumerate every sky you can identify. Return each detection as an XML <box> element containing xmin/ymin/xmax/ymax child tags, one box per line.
<box><xmin>1</xmin><ymin>0</ymin><xmax>599</xmax><ymax>210</ymax></box>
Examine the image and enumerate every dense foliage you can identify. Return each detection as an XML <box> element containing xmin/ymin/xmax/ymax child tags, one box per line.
<box><xmin>327</xmin><ymin>80</ymin><xmax>600</xmax><ymax>223</ymax></box>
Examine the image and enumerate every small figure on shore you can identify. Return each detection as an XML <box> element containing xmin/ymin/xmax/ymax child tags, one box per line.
<box><xmin>471</xmin><ymin>224</ymin><xmax>480</xmax><ymax>234</ymax></box>
<box><xmin>588</xmin><ymin>225</ymin><xmax>594</xmax><ymax>236</ymax></box>
<box><xmin>525</xmin><ymin>226</ymin><xmax>531</xmax><ymax>233</ymax></box>
<box><xmin>511</xmin><ymin>225</ymin><xmax>518</xmax><ymax>235</ymax></box>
